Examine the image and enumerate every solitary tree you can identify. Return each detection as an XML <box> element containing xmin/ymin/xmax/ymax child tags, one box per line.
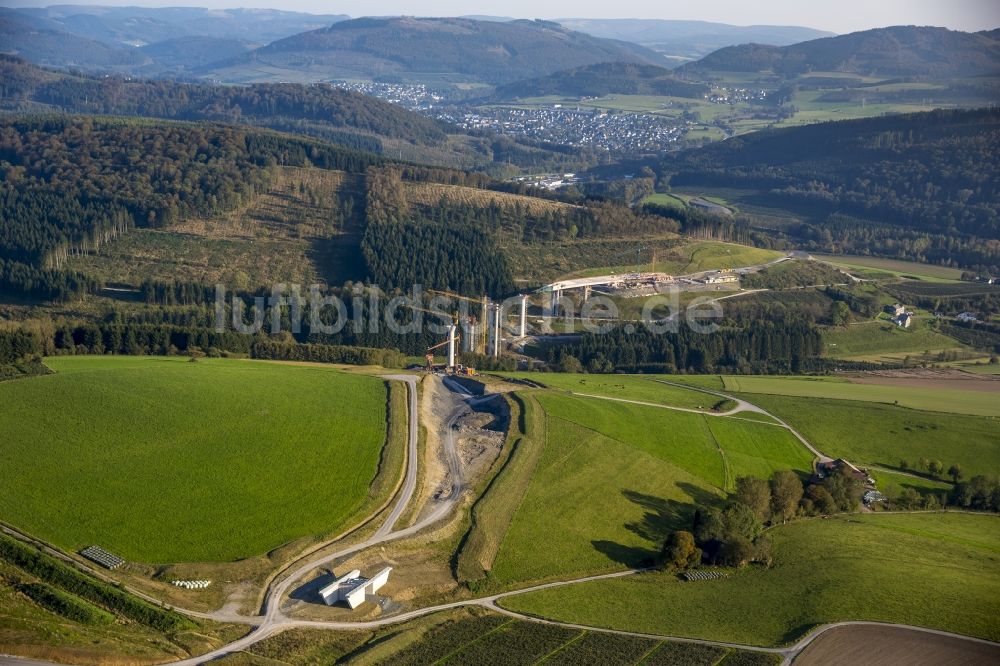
<box><xmin>918</xmin><ymin>457</ymin><xmax>930</xmax><ymax>471</ymax></box>
<box><xmin>899</xmin><ymin>459</ymin><xmax>909</xmax><ymax>471</ymax></box>
<box><xmin>948</xmin><ymin>464</ymin><xmax>963</xmax><ymax>483</ymax></box>
<box><xmin>662</xmin><ymin>530</ymin><xmax>701</xmax><ymax>571</ymax></box>
<box><xmin>928</xmin><ymin>460</ymin><xmax>944</xmax><ymax>478</ymax></box>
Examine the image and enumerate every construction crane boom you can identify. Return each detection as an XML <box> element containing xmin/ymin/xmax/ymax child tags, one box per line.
<box><xmin>427</xmin><ymin>289</ymin><xmax>483</xmax><ymax>305</ymax></box>
<box><xmin>403</xmin><ymin>303</ymin><xmax>458</xmax><ymax>325</ymax></box>
<box><xmin>426</xmin><ymin>339</ymin><xmax>452</xmax><ymax>352</ymax></box>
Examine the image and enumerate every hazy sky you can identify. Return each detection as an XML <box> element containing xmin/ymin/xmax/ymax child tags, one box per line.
<box><xmin>5</xmin><ymin>0</ymin><xmax>999</xmax><ymax>33</ymax></box>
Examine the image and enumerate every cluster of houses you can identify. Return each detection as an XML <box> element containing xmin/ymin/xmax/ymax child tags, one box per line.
<box><xmin>885</xmin><ymin>303</ymin><xmax>914</xmax><ymax>328</ymax></box>
<box><xmin>436</xmin><ymin>105</ymin><xmax>687</xmax><ymax>153</ymax></box>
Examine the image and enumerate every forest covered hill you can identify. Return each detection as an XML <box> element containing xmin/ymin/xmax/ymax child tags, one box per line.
<box><xmin>0</xmin><ymin>56</ymin><xmax>592</xmax><ymax>170</ymax></box>
<box><xmin>680</xmin><ymin>26</ymin><xmax>1000</xmax><ymax>78</ymax></box>
<box><xmin>661</xmin><ymin>107</ymin><xmax>1000</xmax><ymax>272</ymax></box>
<box><xmin>208</xmin><ymin>17</ymin><xmax>664</xmax><ymax>85</ymax></box>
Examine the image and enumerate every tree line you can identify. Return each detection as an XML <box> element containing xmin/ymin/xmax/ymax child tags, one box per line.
<box><xmin>549</xmin><ymin>321</ymin><xmax>824</xmax><ymax>374</ymax></box>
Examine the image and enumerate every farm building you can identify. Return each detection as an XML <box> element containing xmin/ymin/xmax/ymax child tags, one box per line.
<box><xmin>812</xmin><ymin>458</ymin><xmax>873</xmax><ymax>486</ymax></box>
<box><xmin>885</xmin><ymin>303</ymin><xmax>906</xmax><ymax>317</ymax></box>
<box><xmin>319</xmin><ymin>567</ymin><xmax>392</xmax><ymax>609</ymax></box>
<box><xmin>863</xmin><ymin>490</ymin><xmax>887</xmax><ymax>506</ymax></box>
<box><xmin>893</xmin><ymin>312</ymin><xmax>913</xmax><ymax>328</ymax></box>
<box><xmin>956</xmin><ymin>312</ymin><xmax>979</xmax><ymax>323</ymax></box>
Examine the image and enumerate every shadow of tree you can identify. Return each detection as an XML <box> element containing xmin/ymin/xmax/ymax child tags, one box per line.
<box><xmin>592</xmin><ymin>539</ymin><xmax>658</xmax><ymax>569</ymax></box>
<box><xmin>595</xmin><ymin>483</ymin><xmax>724</xmax><ymax>568</ymax></box>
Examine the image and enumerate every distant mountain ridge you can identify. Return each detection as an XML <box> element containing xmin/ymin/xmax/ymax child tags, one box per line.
<box><xmin>8</xmin><ymin>5</ymin><xmax>350</xmax><ymax>47</ymax></box>
<box><xmin>208</xmin><ymin>16</ymin><xmax>665</xmax><ymax>85</ymax></box>
<box><xmin>555</xmin><ymin>18</ymin><xmax>834</xmax><ymax>59</ymax></box>
<box><xmin>490</xmin><ymin>62</ymin><xmax>709</xmax><ymax>100</ymax></box>
<box><xmin>681</xmin><ymin>26</ymin><xmax>1000</xmax><ymax>77</ymax></box>
<box><xmin>0</xmin><ymin>8</ymin><xmax>146</xmax><ymax>70</ymax></box>
<box><xmin>0</xmin><ymin>6</ymin><xmax>350</xmax><ymax>75</ymax></box>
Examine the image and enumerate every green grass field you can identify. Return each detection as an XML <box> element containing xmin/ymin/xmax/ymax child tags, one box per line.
<box><xmin>822</xmin><ymin>320</ymin><xmax>965</xmax><ymax>362</ymax></box>
<box><xmin>665</xmin><ymin>241</ymin><xmax>783</xmax><ymax>276</ymax></box>
<box><xmin>553</xmin><ymin>240</ymin><xmax>784</xmax><ymax>281</ymax></box>
<box><xmin>502</xmin><ymin>513</ymin><xmax>1000</xmax><ymax>646</ymax></box>
<box><xmin>870</xmin><ymin>468</ymin><xmax>952</xmax><ymax>498</ymax></box>
<box><xmin>704</xmin><ymin>417</ymin><xmax>814</xmax><ymax>484</ymax></box>
<box><xmin>499</xmin><ymin>373</ymin><xmax>714</xmax><ymax>410</ymax></box>
<box><xmin>812</xmin><ymin>254</ymin><xmax>964</xmax><ymax>282</ymax></box>
<box><xmin>641</xmin><ymin>192</ymin><xmax>687</xmax><ymax>211</ymax></box>
<box><xmin>483</xmin><ymin>392</ymin><xmax>812</xmax><ymax>585</ymax></box>
<box><xmin>721</xmin><ymin>375</ymin><xmax>999</xmax><ymax>417</ymax></box>
<box><xmin>0</xmin><ymin>356</ymin><xmax>391</xmax><ymax>563</ymax></box>
<box><xmin>741</xmin><ymin>394</ymin><xmax>1000</xmax><ymax>479</ymax></box>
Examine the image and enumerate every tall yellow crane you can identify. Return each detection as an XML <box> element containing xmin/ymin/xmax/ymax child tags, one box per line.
<box><xmin>424</xmin><ymin>335</ymin><xmax>460</xmax><ymax>371</ymax></box>
<box><xmin>427</xmin><ymin>290</ymin><xmax>487</xmax><ymax>353</ymax></box>
<box><xmin>402</xmin><ymin>302</ymin><xmax>462</xmax><ymax>371</ymax></box>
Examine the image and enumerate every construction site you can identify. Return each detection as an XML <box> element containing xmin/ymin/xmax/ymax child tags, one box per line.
<box><xmin>415</xmin><ymin>289</ymin><xmax>531</xmax><ymax>375</ymax></box>
<box><xmin>415</xmin><ymin>259</ymin><xmax>784</xmax><ymax>373</ymax></box>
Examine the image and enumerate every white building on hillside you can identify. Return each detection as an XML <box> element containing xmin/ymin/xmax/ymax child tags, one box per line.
<box><xmin>318</xmin><ymin>567</ymin><xmax>392</xmax><ymax>609</ymax></box>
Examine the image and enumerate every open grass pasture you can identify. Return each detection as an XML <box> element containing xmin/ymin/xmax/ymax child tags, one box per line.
<box><xmin>502</xmin><ymin>513</ymin><xmax>1000</xmax><ymax>646</ymax></box>
<box><xmin>641</xmin><ymin>192</ymin><xmax>687</xmax><ymax>211</ymax></box>
<box><xmin>721</xmin><ymin>375</ymin><xmax>1000</xmax><ymax>417</ymax></box>
<box><xmin>0</xmin><ymin>356</ymin><xmax>391</xmax><ymax>563</ymax></box>
<box><xmin>812</xmin><ymin>254</ymin><xmax>965</xmax><ymax>282</ymax></box>
<box><xmin>704</xmin><ymin>417</ymin><xmax>814</xmax><ymax>483</ymax></box>
<box><xmin>549</xmin><ymin>239</ymin><xmax>784</xmax><ymax>282</ymax></box>
<box><xmin>741</xmin><ymin>394</ymin><xmax>1000</xmax><ymax>479</ymax></box>
<box><xmin>499</xmin><ymin>373</ymin><xmax>715</xmax><ymax>410</ymax></box>
<box><xmin>821</xmin><ymin>320</ymin><xmax>965</xmax><ymax>362</ymax></box>
<box><xmin>481</xmin><ymin>392</ymin><xmax>813</xmax><ymax>586</ymax></box>
<box><xmin>869</xmin><ymin>468</ymin><xmax>952</xmax><ymax>498</ymax></box>
<box><xmin>524</xmin><ymin>388</ymin><xmax>812</xmax><ymax>485</ymax></box>
<box><xmin>504</xmin><ymin>235</ymin><xmax>682</xmax><ymax>285</ymax></box>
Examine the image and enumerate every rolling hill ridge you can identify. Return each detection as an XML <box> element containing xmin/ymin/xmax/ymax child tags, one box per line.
<box><xmin>206</xmin><ymin>17</ymin><xmax>666</xmax><ymax>85</ymax></box>
<box><xmin>681</xmin><ymin>26</ymin><xmax>1000</xmax><ymax>77</ymax></box>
